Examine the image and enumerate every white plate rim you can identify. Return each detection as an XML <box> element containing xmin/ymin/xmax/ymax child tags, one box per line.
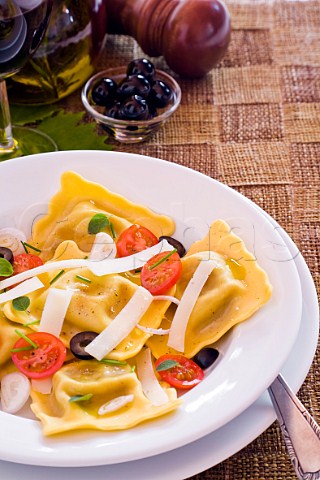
<box><xmin>0</xmin><ymin>150</ymin><xmax>303</xmax><ymax>467</ymax></box>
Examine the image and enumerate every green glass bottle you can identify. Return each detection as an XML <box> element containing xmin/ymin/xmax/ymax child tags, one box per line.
<box><xmin>9</xmin><ymin>0</ymin><xmax>107</xmax><ymax>104</ymax></box>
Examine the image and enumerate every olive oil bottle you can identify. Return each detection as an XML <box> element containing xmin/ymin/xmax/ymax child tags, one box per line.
<box><xmin>8</xmin><ymin>0</ymin><xmax>107</xmax><ymax>104</ymax></box>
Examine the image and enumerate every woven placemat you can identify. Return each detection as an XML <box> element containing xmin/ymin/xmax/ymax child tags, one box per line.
<box><xmin>62</xmin><ymin>0</ymin><xmax>320</xmax><ymax>478</ymax></box>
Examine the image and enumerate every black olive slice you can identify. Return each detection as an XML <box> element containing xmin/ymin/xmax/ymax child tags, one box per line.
<box><xmin>0</xmin><ymin>246</ymin><xmax>14</xmax><ymax>264</ymax></box>
<box><xmin>159</xmin><ymin>236</ymin><xmax>186</xmax><ymax>257</ymax></box>
<box><xmin>70</xmin><ymin>331</ymin><xmax>99</xmax><ymax>360</ymax></box>
<box><xmin>192</xmin><ymin>348</ymin><xmax>219</xmax><ymax>370</ymax></box>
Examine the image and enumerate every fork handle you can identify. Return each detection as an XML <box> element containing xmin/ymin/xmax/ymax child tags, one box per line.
<box><xmin>268</xmin><ymin>374</ymin><xmax>320</xmax><ymax>480</ymax></box>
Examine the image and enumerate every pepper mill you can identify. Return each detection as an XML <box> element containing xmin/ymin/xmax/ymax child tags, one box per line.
<box><xmin>104</xmin><ymin>0</ymin><xmax>231</xmax><ymax>78</ymax></box>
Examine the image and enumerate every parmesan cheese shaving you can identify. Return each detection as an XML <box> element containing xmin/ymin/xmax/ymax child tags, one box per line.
<box><xmin>137</xmin><ymin>325</ymin><xmax>171</xmax><ymax>335</ymax></box>
<box><xmin>167</xmin><ymin>259</ymin><xmax>217</xmax><ymax>352</ymax></box>
<box><xmin>84</xmin><ymin>286</ymin><xmax>153</xmax><ymax>361</ymax></box>
<box><xmin>98</xmin><ymin>394</ymin><xmax>134</xmax><ymax>415</ymax></box>
<box><xmin>38</xmin><ymin>288</ymin><xmax>73</xmax><ymax>337</ymax></box>
<box><xmin>0</xmin><ymin>239</ymin><xmax>174</xmax><ymax>290</ymax></box>
<box><xmin>31</xmin><ymin>377</ymin><xmax>53</xmax><ymax>394</ymax></box>
<box><xmin>89</xmin><ymin>232</ymin><xmax>116</xmax><ymax>261</ymax></box>
<box><xmin>136</xmin><ymin>347</ymin><xmax>169</xmax><ymax>406</ymax></box>
<box><xmin>0</xmin><ymin>277</ymin><xmax>44</xmax><ymax>304</ymax></box>
<box><xmin>153</xmin><ymin>295</ymin><xmax>180</xmax><ymax>305</ymax></box>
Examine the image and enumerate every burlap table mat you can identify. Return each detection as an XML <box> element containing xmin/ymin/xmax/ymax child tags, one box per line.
<box><xmin>62</xmin><ymin>0</ymin><xmax>320</xmax><ymax>478</ymax></box>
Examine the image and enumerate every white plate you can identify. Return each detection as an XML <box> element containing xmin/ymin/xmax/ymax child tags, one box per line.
<box><xmin>0</xmin><ymin>150</ymin><xmax>302</xmax><ymax>467</ymax></box>
<box><xmin>0</xmin><ymin>209</ymin><xmax>317</xmax><ymax>480</ymax></box>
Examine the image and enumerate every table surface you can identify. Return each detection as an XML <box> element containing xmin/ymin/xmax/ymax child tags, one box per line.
<box><xmin>3</xmin><ymin>0</ymin><xmax>320</xmax><ymax>478</ymax></box>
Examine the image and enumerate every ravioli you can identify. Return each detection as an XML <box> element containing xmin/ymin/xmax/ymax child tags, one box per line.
<box><xmin>147</xmin><ymin>220</ymin><xmax>272</xmax><ymax>358</ymax></box>
<box><xmin>3</xmin><ymin>266</ymin><xmax>173</xmax><ymax>361</ymax></box>
<box><xmin>31</xmin><ymin>171</ymin><xmax>175</xmax><ymax>261</ymax></box>
<box><xmin>30</xmin><ymin>360</ymin><xmax>180</xmax><ymax>436</ymax></box>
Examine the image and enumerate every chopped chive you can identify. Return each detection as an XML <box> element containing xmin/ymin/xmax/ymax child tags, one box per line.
<box><xmin>22</xmin><ymin>242</ymin><xmax>41</xmax><ymax>253</ymax></box>
<box><xmin>110</xmin><ymin>222</ymin><xmax>116</xmax><ymax>239</ymax></box>
<box><xmin>49</xmin><ymin>269</ymin><xmax>65</xmax><ymax>284</ymax></box>
<box><xmin>149</xmin><ymin>249</ymin><xmax>177</xmax><ymax>270</ymax></box>
<box><xmin>83</xmin><ymin>255</ymin><xmax>88</xmax><ymax>259</ymax></box>
<box><xmin>75</xmin><ymin>275</ymin><xmax>91</xmax><ymax>284</ymax></box>
<box><xmin>69</xmin><ymin>394</ymin><xmax>93</xmax><ymax>403</ymax></box>
<box><xmin>131</xmin><ymin>365</ymin><xmax>136</xmax><ymax>373</ymax></box>
<box><xmin>14</xmin><ymin>329</ymin><xmax>38</xmax><ymax>348</ymax></box>
<box><xmin>22</xmin><ymin>319</ymin><xmax>40</xmax><ymax>327</ymax></box>
<box><xmin>11</xmin><ymin>346</ymin><xmax>34</xmax><ymax>353</ymax></box>
<box><xmin>100</xmin><ymin>359</ymin><xmax>128</xmax><ymax>366</ymax></box>
<box><xmin>21</xmin><ymin>241</ymin><xmax>29</xmax><ymax>253</ymax></box>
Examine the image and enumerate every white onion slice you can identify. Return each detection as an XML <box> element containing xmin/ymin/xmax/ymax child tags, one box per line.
<box><xmin>153</xmin><ymin>295</ymin><xmax>180</xmax><ymax>305</ymax></box>
<box><xmin>0</xmin><ymin>239</ymin><xmax>174</xmax><ymax>290</ymax></box>
<box><xmin>137</xmin><ymin>325</ymin><xmax>171</xmax><ymax>335</ymax></box>
<box><xmin>0</xmin><ymin>227</ymin><xmax>26</xmax><ymax>255</ymax></box>
<box><xmin>167</xmin><ymin>259</ymin><xmax>217</xmax><ymax>352</ymax></box>
<box><xmin>0</xmin><ymin>277</ymin><xmax>44</xmax><ymax>304</ymax></box>
<box><xmin>89</xmin><ymin>232</ymin><xmax>116</xmax><ymax>261</ymax></box>
<box><xmin>0</xmin><ymin>372</ymin><xmax>30</xmax><ymax>413</ymax></box>
<box><xmin>38</xmin><ymin>288</ymin><xmax>73</xmax><ymax>337</ymax></box>
<box><xmin>136</xmin><ymin>347</ymin><xmax>168</xmax><ymax>406</ymax></box>
<box><xmin>84</xmin><ymin>286</ymin><xmax>153</xmax><ymax>361</ymax></box>
<box><xmin>98</xmin><ymin>394</ymin><xmax>134</xmax><ymax>415</ymax></box>
<box><xmin>31</xmin><ymin>377</ymin><xmax>53</xmax><ymax>394</ymax></box>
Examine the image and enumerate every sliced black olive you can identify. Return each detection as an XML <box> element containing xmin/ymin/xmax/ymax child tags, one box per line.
<box><xmin>70</xmin><ymin>331</ymin><xmax>99</xmax><ymax>360</ymax></box>
<box><xmin>0</xmin><ymin>246</ymin><xmax>13</xmax><ymax>264</ymax></box>
<box><xmin>159</xmin><ymin>236</ymin><xmax>186</xmax><ymax>257</ymax></box>
<box><xmin>192</xmin><ymin>348</ymin><xmax>219</xmax><ymax>370</ymax></box>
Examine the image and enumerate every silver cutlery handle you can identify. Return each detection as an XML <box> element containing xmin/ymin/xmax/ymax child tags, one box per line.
<box><xmin>268</xmin><ymin>374</ymin><xmax>320</xmax><ymax>480</ymax></box>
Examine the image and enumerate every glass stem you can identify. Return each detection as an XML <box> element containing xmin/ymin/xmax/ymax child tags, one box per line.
<box><xmin>0</xmin><ymin>79</ymin><xmax>15</xmax><ymax>150</ymax></box>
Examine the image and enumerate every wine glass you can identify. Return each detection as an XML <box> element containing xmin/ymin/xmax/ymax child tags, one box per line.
<box><xmin>0</xmin><ymin>0</ymin><xmax>56</xmax><ymax>159</ymax></box>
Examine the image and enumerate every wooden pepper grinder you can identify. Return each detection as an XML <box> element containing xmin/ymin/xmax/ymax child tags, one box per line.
<box><xmin>104</xmin><ymin>0</ymin><xmax>231</xmax><ymax>78</ymax></box>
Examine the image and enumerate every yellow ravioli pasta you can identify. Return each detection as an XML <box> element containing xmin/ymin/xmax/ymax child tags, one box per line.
<box><xmin>31</xmin><ymin>171</ymin><xmax>175</xmax><ymax>261</ymax></box>
<box><xmin>147</xmin><ymin>220</ymin><xmax>272</xmax><ymax>358</ymax></box>
<box><xmin>30</xmin><ymin>360</ymin><xmax>180</xmax><ymax>436</ymax></box>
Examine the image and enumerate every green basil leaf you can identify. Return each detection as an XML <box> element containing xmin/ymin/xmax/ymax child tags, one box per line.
<box><xmin>88</xmin><ymin>213</ymin><xmax>110</xmax><ymax>234</ymax></box>
<box><xmin>12</xmin><ymin>296</ymin><xmax>30</xmax><ymax>312</ymax></box>
<box><xmin>0</xmin><ymin>258</ymin><xmax>13</xmax><ymax>277</ymax></box>
<box><xmin>156</xmin><ymin>359</ymin><xmax>180</xmax><ymax>372</ymax></box>
<box><xmin>69</xmin><ymin>394</ymin><xmax>93</xmax><ymax>403</ymax></box>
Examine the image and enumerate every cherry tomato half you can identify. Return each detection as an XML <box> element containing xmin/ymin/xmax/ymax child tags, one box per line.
<box><xmin>116</xmin><ymin>225</ymin><xmax>158</xmax><ymax>257</ymax></box>
<box><xmin>11</xmin><ymin>332</ymin><xmax>66</xmax><ymax>379</ymax></box>
<box><xmin>140</xmin><ymin>251</ymin><xmax>182</xmax><ymax>295</ymax></box>
<box><xmin>155</xmin><ymin>354</ymin><xmax>204</xmax><ymax>390</ymax></box>
<box><xmin>13</xmin><ymin>253</ymin><xmax>43</xmax><ymax>275</ymax></box>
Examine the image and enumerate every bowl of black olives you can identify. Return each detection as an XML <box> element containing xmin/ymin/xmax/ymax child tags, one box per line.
<box><xmin>81</xmin><ymin>58</ymin><xmax>181</xmax><ymax>143</ymax></box>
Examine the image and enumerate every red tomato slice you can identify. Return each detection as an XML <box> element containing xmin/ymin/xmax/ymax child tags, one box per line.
<box><xmin>140</xmin><ymin>251</ymin><xmax>182</xmax><ymax>295</ymax></box>
<box><xmin>13</xmin><ymin>253</ymin><xmax>43</xmax><ymax>275</ymax></box>
<box><xmin>116</xmin><ymin>225</ymin><xmax>158</xmax><ymax>257</ymax></box>
<box><xmin>155</xmin><ymin>354</ymin><xmax>204</xmax><ymax>390</ymax></box>
<box><xmin>11</xmin><ymin>332</ymin><xmax>66</xmax><ymax>379</ymax></box>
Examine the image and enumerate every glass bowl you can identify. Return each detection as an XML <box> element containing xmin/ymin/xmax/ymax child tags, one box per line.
<box><xmin>81</xmin><ymin>66</ymin><xmax>181</xmax><ymax>143</ymax></box>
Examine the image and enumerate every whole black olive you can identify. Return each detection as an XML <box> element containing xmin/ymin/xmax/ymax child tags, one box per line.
<box><xmin>192</xmin><ymin>348</ymin><xmax>219</xmax><ymax>370</ymax></box>
<box><xmin>118</xmin><ymin>75</ymin><xmax>151</xmax><ymax>100</ymax></box>
<box><xmin>92</xmin><ymin>77</ymin><xmax>118</xmax><ymax>107</ymax></box>
<box><xmin>148</xmin><ymin>80</ymin><xmax>173</xmax><ymax>108</ymax></box>
<box><xmin>70</xmin><ymin>331</ymin><xmax>99</xmax><ymax>360</ymax></box>
<box><xmin>159</xmin><ymin>236</ymin><xmax>186</xmax><ymax>257</ymax></box>
<box><xmin>120</xmin><ymin>95</ymin><xmax>149</xmax><ymax>120</ymax></box>
<box><xmin>105</xmin><ymin>102</ymin><xmax>122</xmax><ymax>119</ymax></box>
<box><xmin>126</xmin><ymin>58</ymin><xmax>155</xmax><ymax>82</ymax></box>
<box><xmin>0</xmin><ymin>246</ymin><xmax>13</xmax><ymax>264</ymax></box>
